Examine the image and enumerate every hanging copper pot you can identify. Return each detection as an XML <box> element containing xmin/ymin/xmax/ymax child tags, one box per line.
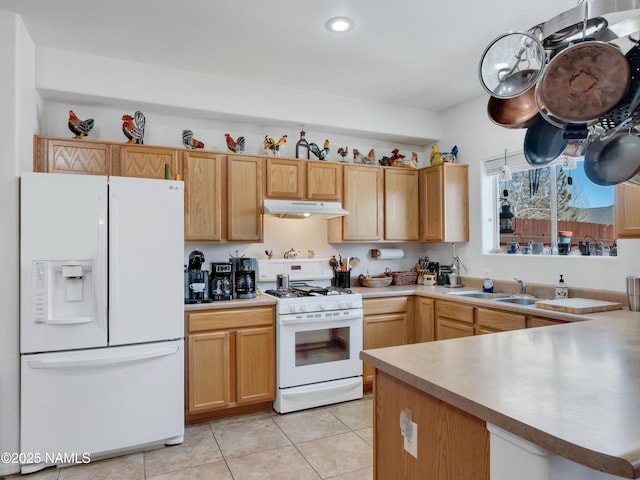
<box><xmin>487</xmin><ymin>70</ymin><xmax>540</xmax><ymax>128</ymax></box>
<box><xmin>536</xmin><ymin>41</ymin><xmax>630</xmax><ymax>125</ymax></box>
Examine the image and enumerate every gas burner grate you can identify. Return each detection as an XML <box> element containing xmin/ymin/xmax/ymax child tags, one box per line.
<box><xmin>264</xmin><ymin>289</ymin><xmax>300</xmax><ymax>298</ymax></box>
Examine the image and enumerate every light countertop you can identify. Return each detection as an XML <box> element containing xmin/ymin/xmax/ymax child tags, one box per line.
<box><xmin>361</xmin><ymin>316</ymin><xmax>640</xmax><ymax>478</ymax></box>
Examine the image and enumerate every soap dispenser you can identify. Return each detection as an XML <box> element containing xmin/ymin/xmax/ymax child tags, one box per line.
<box><xmin>555</xmin><ymin>274</ymin><xmax>568</xmax><ymax>299</ymax></box>
<box><xmin>482</xmin><ymin>269</ymin><xmax>494</xmax><ymax>293</ymax></box>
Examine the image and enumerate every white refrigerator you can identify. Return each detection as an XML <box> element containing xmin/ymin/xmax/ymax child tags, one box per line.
<box><xmin>20</xmin><ymin>172</ymin><xmax>185</xmax><ymax>474</ymax></box>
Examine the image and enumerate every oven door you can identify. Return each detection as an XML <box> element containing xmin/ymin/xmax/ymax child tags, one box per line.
<box><xmin>277</xmin><ymin>309</ymin><xmax>363</xmax><ymax>389</ymax></box>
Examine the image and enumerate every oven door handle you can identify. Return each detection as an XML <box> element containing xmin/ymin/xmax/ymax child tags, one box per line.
<box><xmin>279</xmin><ymin>312</ymin><xmax>363</xmax><ymax>326</ymax></box>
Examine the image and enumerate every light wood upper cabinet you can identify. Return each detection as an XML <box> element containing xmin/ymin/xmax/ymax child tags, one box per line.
<box><xmin>265</xmin><ymin>158</ymin><xmax>342</xmax><ymax>201</ymax></box>
<box><xmin>112</xmin><ymin>144</ymin><xmax>180</xmax><ymax>179</ymax></box>
<box><xmin>227</xmin><ymin>155</ymin><xmax>263</xmax><ymax>242</ymax></box>
<box><xmin>384</xmin><ymin>168</ymin><xmax>419</xmax><ymax>241</ymax></box>
<box><xmin>266</xmin><ymin>157</ymin><xmax>305</xmax><ymax>199</ymax></box>
<box><xmin>615</xmin><ymin>183</ymin><xmax>640</xmax><ymax>238</ymax></box>
<box><xmin>34</xmin><ymin>136</ymin><xmax>112</xmax><ymax>175</ymax></box>
<box><xmin>420</xmin><ymin>163</ymin><xmax>469</xmax><ymax>242</ymax></box>
<box><xmin>328</xmin><ymin>164</ymin><xmax>383</xmax><ymax>242</ymax></box>
<box><xmin>307</xmin><ymin>161</ymin><xmax>342</xmax><ymax>200</ymax></box>
<box><xmin>183</xmin><ymin>151</ymin><xmax>225</xmax><ymax>242</ymax></box>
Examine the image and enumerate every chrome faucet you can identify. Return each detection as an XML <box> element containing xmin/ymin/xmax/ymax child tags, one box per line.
<box><xmin>514</xmin><ymin>276</ymin><xmax>526</xmax><ymax>295</ymax></box>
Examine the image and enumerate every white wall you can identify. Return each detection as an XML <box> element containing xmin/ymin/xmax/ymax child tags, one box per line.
<box><xmin>0</xmin><ymin>11</ymin><xmax>38</xmax><ymax>476</ymax></box>
<box><xmin>439</xmin><ymin>96</ymin><xmax>636</xmax><ymax>293</ymax></box>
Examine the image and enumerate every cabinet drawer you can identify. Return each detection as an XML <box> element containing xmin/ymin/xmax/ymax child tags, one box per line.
<box><xmin>476</xmin><ymin>308</ymin><xmax>525</xmax><ymax>331</ymax></box>
<box><xmin>527</xmin><ymin>316</ymin><xmax>566</xmax><ymax>328</ymax></box>
<box><xmin>188</xmin><ymin>306</ymin><xmax>274</xmax><ymax>332</ymax></box>
<box><xmin>363</xmin><ymin>296</ymin><xmax>408</xmax><ymax>315</ymax></box>
<box><xmin>436</xmin><ymin>300</ymin><xmax>474</xmax><ymax>324</ymax></box>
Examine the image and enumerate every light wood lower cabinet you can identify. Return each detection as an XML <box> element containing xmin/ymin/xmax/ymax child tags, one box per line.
<box><xmin>185</xmin><ymin>305</ymin><xmax>275</xmax><ymax>421</ymax></box>
<box><xmin>526</xmin><ymin>315</ymin><xmax>567</xmax><ymax>328</ymax></box>
<box><xmin>435</xmin><ymin>300</ymin><xmax>474</xmax><ymax>340</ymax></box>
<box><xmin>362</xmin><ymin>297</ymin><xmax>409</xmax><ymax>387</ymax></box>
<box><xmin>374</xmin><ymin>369</ymin><xmax>489</xmax><ymax>480</ymax></box>
<box><xmin>414</xmin><ymin>296</ymin><xmax>435</xmax><ymax>343</ymax></box>
<box><xmin>475</xmin><ymin>307</ymin><xmax>525</xmax><ymax>335</ymax></box>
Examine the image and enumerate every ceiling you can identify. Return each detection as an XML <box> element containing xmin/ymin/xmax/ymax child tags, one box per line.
<box><xmin>0</xmin><ymin>0</ymin><xmax>580</xmax><ymax>113</ymax></box>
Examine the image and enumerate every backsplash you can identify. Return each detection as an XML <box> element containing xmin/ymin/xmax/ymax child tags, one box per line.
<box><xmin>184</xmin><ymin>215</ymin><xmax>458</xmax><ymax>280</ymax></box>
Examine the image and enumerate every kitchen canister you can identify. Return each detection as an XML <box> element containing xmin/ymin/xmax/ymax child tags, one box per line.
<box><xmin>627</xmin><ymin>276</ymin><xmax>640</xmax><ymax>311</ymax></box>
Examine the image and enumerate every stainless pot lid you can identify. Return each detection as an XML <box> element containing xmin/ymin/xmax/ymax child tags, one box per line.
<box><xmin>479</xmin><ymin>31</ymin><xmax>545</xmax><ymax>99</ymax></box>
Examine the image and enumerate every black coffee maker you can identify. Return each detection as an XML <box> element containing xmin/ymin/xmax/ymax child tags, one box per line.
<box><xmin>184</xmin><ymin>250</ymin><xmax>212</xmax><ymax>304</ymax></box>
<box><xmin>209</xmin><ymin>262</ymin><xmax>233</xmax><ymax>301</ymax></box>
<box><xmin>231</xmin><ymin>256</ymin><xmax>257</xmax><ymax>299</ymax></box>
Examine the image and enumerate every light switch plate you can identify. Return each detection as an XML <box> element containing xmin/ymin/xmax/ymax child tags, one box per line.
<box><xmin>404</xmin><ymin>420</ymin><xmax>418</xmax><ymax>458</ymax></box>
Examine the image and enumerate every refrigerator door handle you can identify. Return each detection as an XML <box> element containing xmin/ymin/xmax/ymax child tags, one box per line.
<box><xmin>96</xmin><ymin>192</ymin><xmax>107</xmax><ymax>331</ymax></box>
<box><xmin>109</xmin><ymin>192</ymin><xmax>120</xmax><ymax>327</ymax></box>
<box><xmin>46</xmin><ymin>316</ymin><xmax>94</xmax><ymax>325</ymax></box>
<box><xmin>26</xmin><ymin>345</ymin><xmax>180</xmax><ymax>369</ymax></box>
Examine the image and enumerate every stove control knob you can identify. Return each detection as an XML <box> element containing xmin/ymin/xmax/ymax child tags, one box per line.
<box><xmin>319</xmin><ymin>303</ymin><xmax>327</xmax><ymax>310</ymax></box>
<box><xmin>299</xmin><ymin>304</ymin><xmax>307</xmax><ymax>312</ymax></box>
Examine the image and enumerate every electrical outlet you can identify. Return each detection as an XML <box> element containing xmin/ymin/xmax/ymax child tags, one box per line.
<box><xmin>404</xmin><ymin>420</ymin><xmax>418</xmax><ymax>458</ymax></box>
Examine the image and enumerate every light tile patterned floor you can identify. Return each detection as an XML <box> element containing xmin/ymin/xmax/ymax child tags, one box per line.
<box><xmin>8</xmin><ymin>395</ymin><xmax>373</xmax><ymax>480</ymax></box>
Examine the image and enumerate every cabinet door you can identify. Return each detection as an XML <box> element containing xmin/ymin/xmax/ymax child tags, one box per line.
<box><xmin>420</xmin><ymin>164</ymin><xmax>469</xmax><ymax>242</ymax></box>
<box><xmin>436</xmin><ymin>318</ymin><xmax>474</xmax><ymax>340</ymax></box>
<box><xmin>227</xmin><ymin>155</ymin><xmax>263</xmax><ymax>242</ymax></box>
<box><xmin>187</xmin><ymin>331</ymin><xmax>231</xmax><ymax>414</ymax></box>
<box><xmin>363</xmin><ymin>313</ymin><xmax>408</xmax><ymax>384</ymax></box>
<box><xmin>34</xmin><ymin>136</ymin><xmax>111</xmax><ymax>175</ymax></box>
<box><xmin>183</xmin><ymin>151</ymin><xmax>225</xmax><ymax>241</ymax></box>
<box><xmin>475</xmin><ymin>308</ymin><xmax>525</xmax><ymax>334</ymax></box>
<box><xmin>384</xmin><ymin>168</ymin><xmax>419</xmax><ymax>240</ymax></box>
<box><xmin>307</xmin><ymin>161</ymin><xmax>342</xmax><ymax>200</ymax></box>
<box><xmin>113</xmin><ymin>145</ymin><xmax>180</xmax><ymax>179</ymax></box>
<box><xmin>266</xmin><ymin>158</ymin><xmax>304</xmax><ymax>199</ymax></box>
<box><xmin>330</xmin><ymin>165</ymin><xmax>383</xmax><ymax>241</ymax></box>
<box><xmin>415</xmin><ymin>297</ymin><xmax>435</xmax><ymax>343</ymax></box>
<box><xmin>615</xmin><ymin>183</ymin><xmax>640</xmax><ymax>238</ymax></box>
<box><xmin>236</xmin><ymin>326</ymin><xmax>275</xmax><ymax>404</ymax></box>
<box><xmin>527</xmin><ymin>316</ymin><xmax>566</xmax><ymax>328</ymax></box>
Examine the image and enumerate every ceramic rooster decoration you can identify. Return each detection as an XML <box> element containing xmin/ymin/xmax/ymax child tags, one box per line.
<box><xmin>367</xmin><ymin>149</ymin><xmax>377</xmax><ymax>164</ymax></box>
<box><xmin>121</xmin><ymin>111</ymin><xmax>145</xmax><ymax>144</ymax></box>
<box><xmin>389</xmin><ymin>148</ymin><xmax>406</xmax><ymax>166</ymax></box>
<box><xmin>337</xmin><ymin>146</ymin><xmax>349</xmax><ymax>162</ymax></box>
<box><xmin>263</xmin><ymin>135</ymin><xmax>287</xmax><ymax>156</ymax></box>
<box><xmin>309</xmin><ymin>139</ymin><xmax>330</xmax><ymax>160</ymax></box>
<box><xmin>225</xmin><ymin>133</ymin><xmax>245</xmax><ymax>153</ymax></box>
<box><xmin>353</xmin><ymin>149</ymin><xmax>375</xmax><ymax>165</ymax></box>
<box><xmin>430</xmin><ymin>144</ymin><xmax>444</xmax><ymax>166</ymax></box>
<box><xmin>182</xmin><ymin>130</ymin><xmax>205</xmax><ymax>149</ymax></box>
<box><xmin>68</xmin><ymin>110</ymin><xmax>94</xmax><ymax>139</ymax></box>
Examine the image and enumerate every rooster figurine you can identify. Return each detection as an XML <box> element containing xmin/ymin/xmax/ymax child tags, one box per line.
<box><xmin>263</xmin><ymin>135</ymin><xmax>287</xmax><ymax>156</ymax></box>
<box><xmin>68</xmin><ymin>110</ymin><xmax>94</xmax><ymax>139</ymax></box>
<box><xmin>121</xmin><ymin>111</ymin><xmax>145</xmax><ymax>144</ymax></box>
<box><xmin>182</xmin><ymin>130</ymin><xmax>205</xmax><ymax>149</ymax></box>
<box><xmin>337</xmin><ymin>146</ymin><xmax>349</xmax><ymax>162</ymax></box>
<box><xmin>225</xmin><ymin>133</ymin><xmax>246</xmax><ymax>153</ymax></box>
<box><xmin>430</xmin><ymin>144</ymin><xmax>444</xmax><ymax>166</ymax></box>
<box><xmin>309</xmin><ymin>139</ymin><xmax>330</xmax><ymax>160</ymax></box>
<box><xmin>389</xmin><ymin>148</ymin><xmax>406</xmax><ymax>166</ymax></box>
<box><xmin>353</xmin><ymin>149</ymin><xmax>375</xmax><ymax>165</ymax></box>
<box><xmin>366</xmin><ymin>149</ymin><xmax>376</xmax><ymax>164</ymax></box>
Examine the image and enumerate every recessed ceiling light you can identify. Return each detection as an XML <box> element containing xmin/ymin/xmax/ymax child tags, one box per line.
<box><xmin>325</xmin><ymin>16</ymin><xmax>355</xmax><ymax>33</ymax></box>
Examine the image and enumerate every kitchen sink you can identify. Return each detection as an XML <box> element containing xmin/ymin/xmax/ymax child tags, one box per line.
<box><xmin>445</xmin><ymin>290</ymin><xmax>510</xmax><ymax>300</ymax></box>
<box><xmin>492</xmin><ymin>296</ymin><xmax>541</xmax><ymax>306</ymax></box>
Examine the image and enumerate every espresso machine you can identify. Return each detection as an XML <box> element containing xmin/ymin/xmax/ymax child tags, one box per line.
<box><xmin>209</xmin><ymin>262</ymin><xmax>233</xmax><ymax>301</ymax></box>
<box><xmin>231</xmin><ymin>256</ymin><xmax>257</xmax><ymax>299</ymax></box>
<box><xmin>184</xmin><ymin>250</ymin><xmax>212</xmax><ymax>304</ymax></box>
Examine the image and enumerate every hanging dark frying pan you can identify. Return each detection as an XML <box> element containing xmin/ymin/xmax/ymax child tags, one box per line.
<box><xmin>523</xmin><ymin>116</ymin><xmax>569</xmax><ymax>166</ymax></box>
<box><xmin>536</xmin><ymin>41</ymin><xmax>630</xmax><ymax>125</ymax></box>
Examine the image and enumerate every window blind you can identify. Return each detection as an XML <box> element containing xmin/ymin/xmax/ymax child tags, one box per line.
<box><xmin>483</xmin><ymin>150</ymin><xmax>563</xmax><ymax>176</ymax></box>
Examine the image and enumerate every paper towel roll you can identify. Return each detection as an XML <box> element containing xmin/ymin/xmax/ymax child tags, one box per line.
<box><xmin>371</xmin><ymin>248</ymin><xmax>404</xmax><ymax>259</ymax></box>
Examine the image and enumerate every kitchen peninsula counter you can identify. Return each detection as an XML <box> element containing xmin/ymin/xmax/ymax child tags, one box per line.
<box><xmin>361</xmin><ymin>316</ymin><xmax>640</xmax><ymax>479</ymax></box>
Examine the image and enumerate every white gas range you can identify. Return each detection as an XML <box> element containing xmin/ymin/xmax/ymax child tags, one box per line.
<box><xmin>257</xmin><ymin>258</ymin><xmax>363</xmax><ymax>413</ymax></box>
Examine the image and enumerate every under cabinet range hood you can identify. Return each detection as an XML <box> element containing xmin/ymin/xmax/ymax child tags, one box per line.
<box><xmin>263</xmin><ymin>199</ymin><xmax>348</xmax><ymax>218</ymax></box>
